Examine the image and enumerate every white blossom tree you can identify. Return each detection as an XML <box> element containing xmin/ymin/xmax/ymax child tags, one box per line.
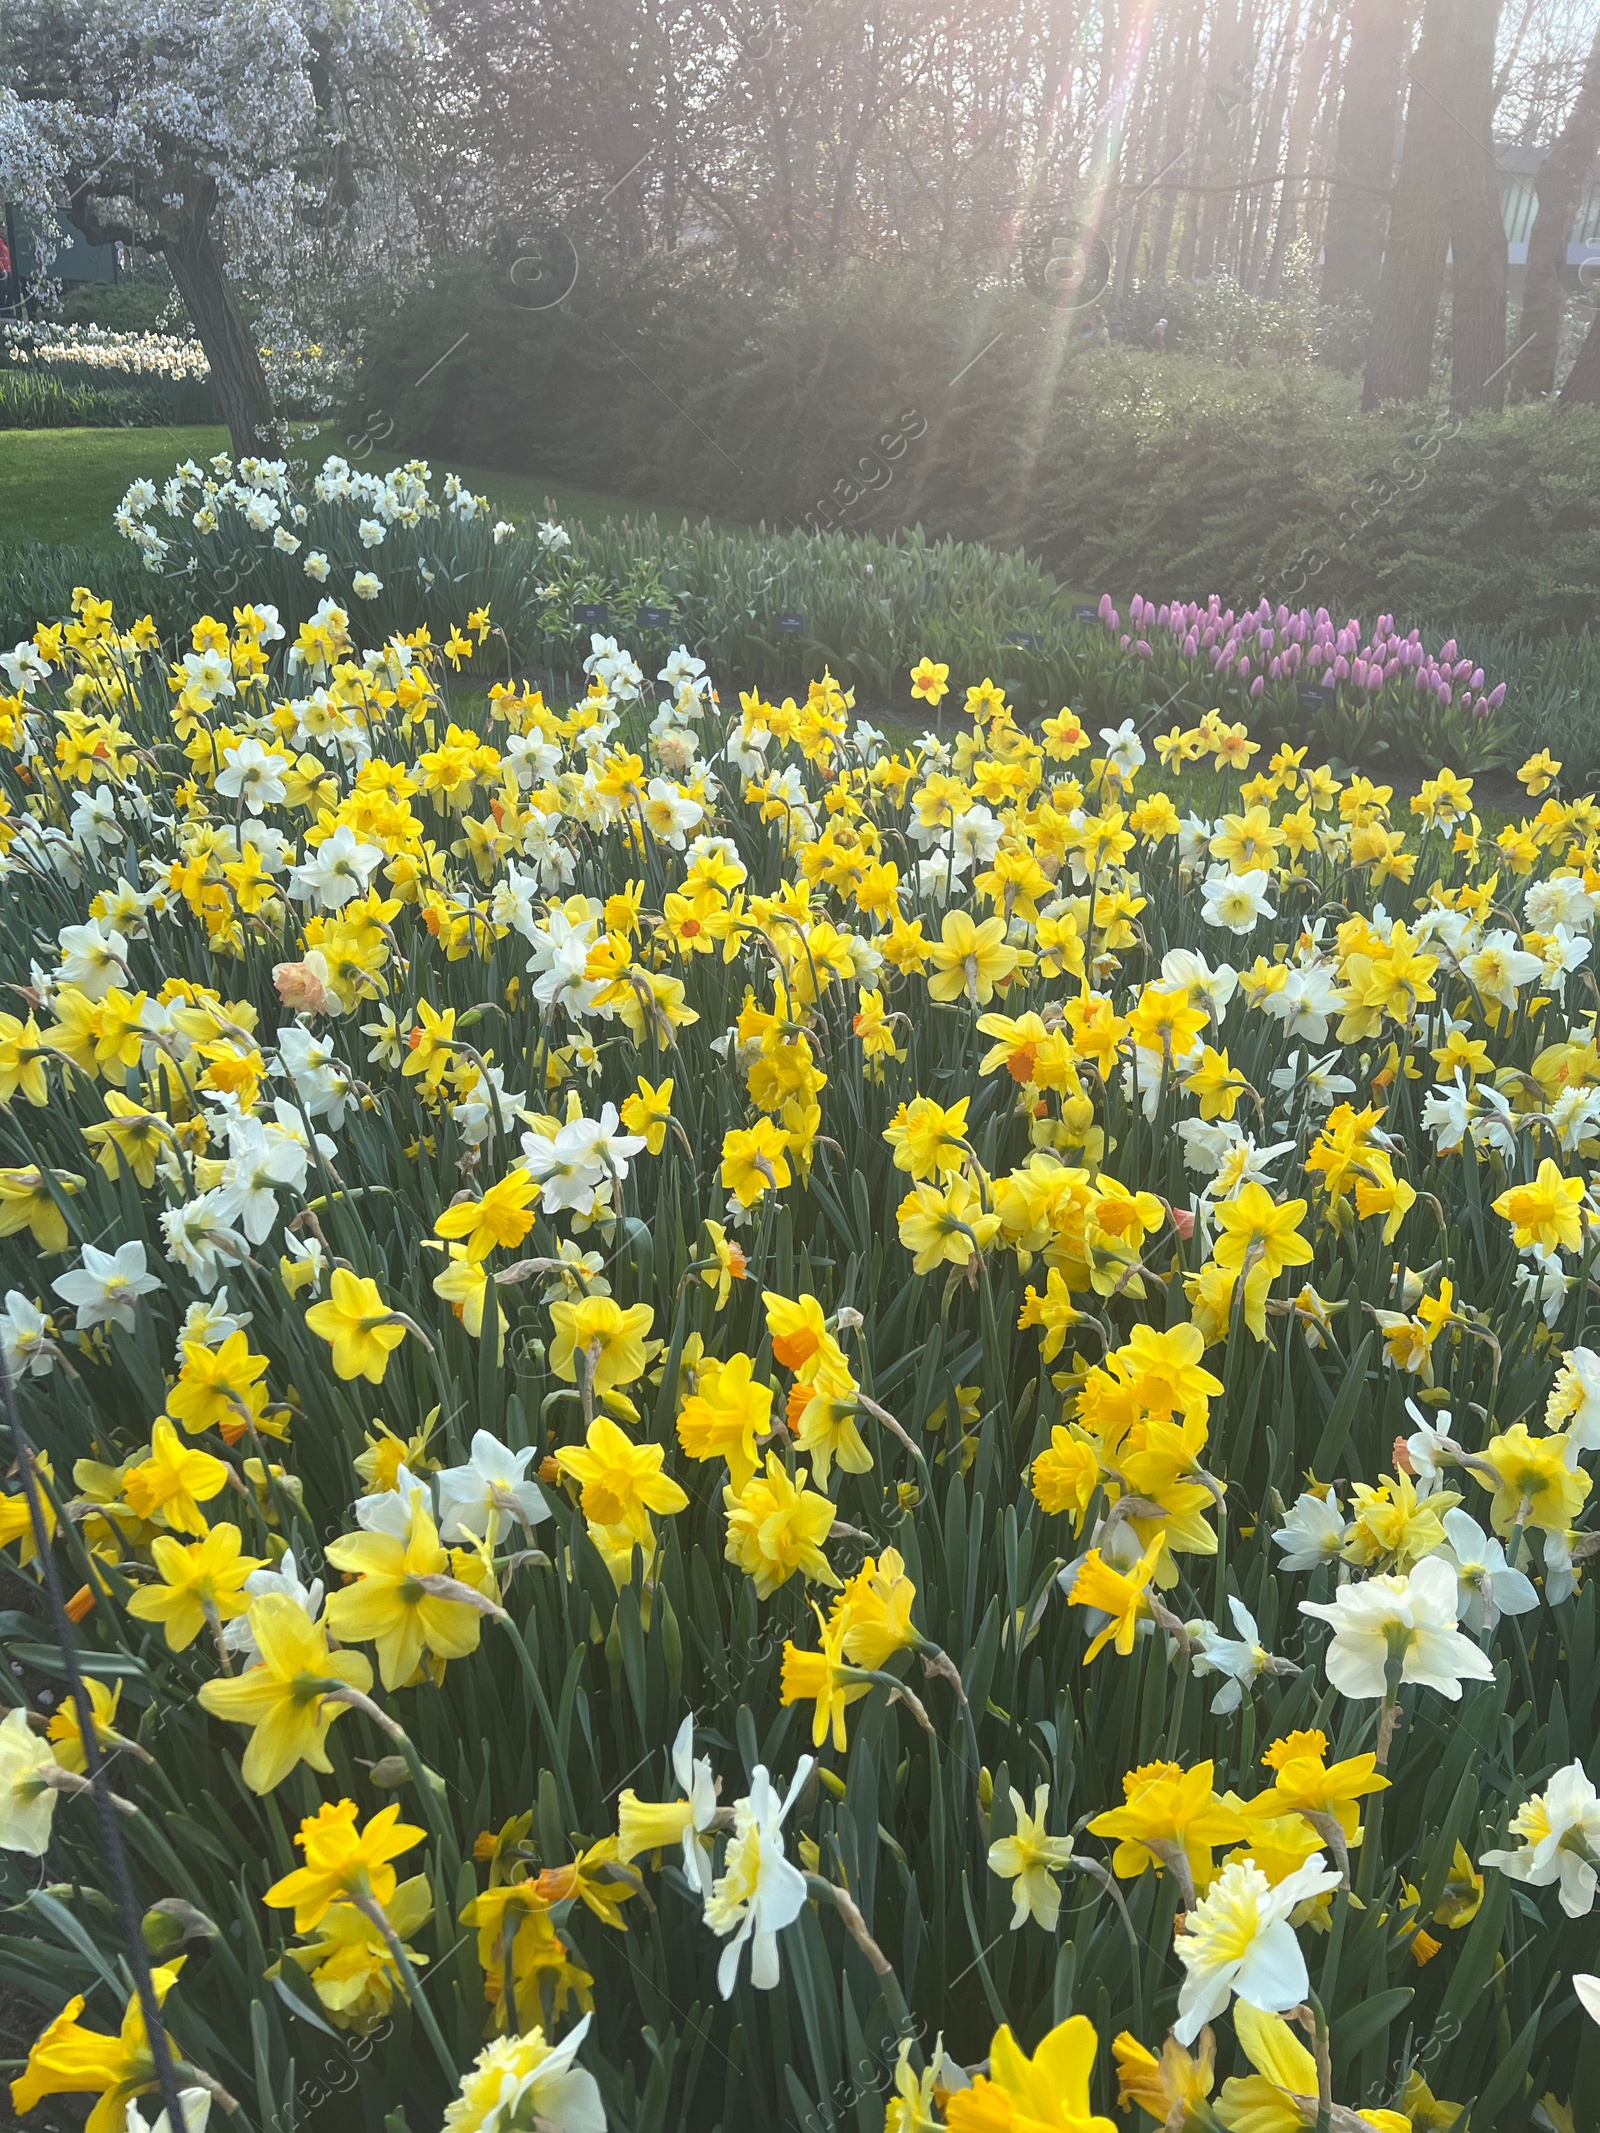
<box><xmin>0</xmin><ymin>0</ymin><xmax>432</xmax><ymax>452</ymax></box>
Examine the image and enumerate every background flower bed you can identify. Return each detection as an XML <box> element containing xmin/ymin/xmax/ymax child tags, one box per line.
<box><xmin>76</xmin><ymin>447</ymin><xmax>1600</xmax><ymax>785</ymax></box>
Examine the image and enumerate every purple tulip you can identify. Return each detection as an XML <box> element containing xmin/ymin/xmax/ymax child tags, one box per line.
<box><xmin>1487</xmin><ymin>682</ymin><xmax>1506</xmax><ymax>709</ymax></box>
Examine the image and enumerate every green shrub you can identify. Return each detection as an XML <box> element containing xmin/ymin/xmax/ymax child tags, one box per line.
<box><xmin>61</xmin><ymin>272</ymin><xmax>186</xmax><ymax>334</ymax></box>
<box><xmin>353</xmin><ymin>259</ymin><xmax>1600</xmax><ymax>638</ymax></box>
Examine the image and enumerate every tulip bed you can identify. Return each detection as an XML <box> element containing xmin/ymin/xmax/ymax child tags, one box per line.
<box><xmin>3</xmin><ymin>547</ymin><xmax>1600</xmax><ymax>2133</ymax></box>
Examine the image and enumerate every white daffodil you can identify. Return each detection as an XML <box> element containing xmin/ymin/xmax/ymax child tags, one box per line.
<box><xmin>1481</xmin><ymin>1761</ymin><xmax>1600</xmax><ymax>1918</ymax></box>
<box><xmin>158</xmin><ymin>1193</ymin><xmax>249</xmax><ymax>1293</ymax></box>
<box><xmin>1</xmin><ymin>1292</ymin><xmax>56</xmax><ymax>1379</ymax></box>
<box><xmin>125</xmin><ymin>2087</ymin><xmax>212</xmax><ymax>2133</ymax></box>
<box><xmin>442</xmin><ymin>2013</ymin><xmax>604</xmax><ymax>2133</ymax></box>
<box><xmin>275</xmin><ymin>1025</ymin><xmax>356</xmax><ymax>1128</ymax></box>
<box><xmin>1432</xmin><ymin>1508</ymin><xmax>1538</xmax><ymax>1634</ymax></box>
<box><xmin>1300</xmin><ymin>1557</ymin><xmax>1496</xmax><ymax>1702</ymax></box>
<box><xmin>51</xmin><ymin>1240</ymin><xmax>163</xmax><ymax>1334</ymax></box>
<box><xmin>703</xmin><ymin>1758</ymin><xmax>815</xmax><ymax>1997</ymax></box>
<box><xmin>215</xmin><ymin>737</ymin><xmax>288</xmax><ymax>815</ymax></box>
<box><xmin>1421</xmin><ymin>1072</ymin><xmax>1473</xmax><ymax>1156</ymax></box>
<box><xmin>1548</xmin><ymin>1082</ymin><xmax>1600</xmax><ymax>1155</ymax></box>
<box><xmin>1259</xmin><ymin>962</ymin><xmax>1343</xmax><ymax>1045</ymax></box>
<box><xmin>1099</xmin><ymin>719</ymin><xmax>1145</xmax><ymax>777</ymax></box>
<box><xmin>1401</xmin><ymin>1400</ymin><xmax>1468</xmax><ymax>1494</ymax></box>
<box><xmin>354</xmin><ymin>1463</ymin><xmax>433</xmax><ymax>1540</ymax></box>
<box><xmin>0</xmin><ymin>1706</ymin><xmax>58</xmax><ymax>1856</ymax></box>
<box><xmin>436</xmin><ymin>1430</ymin><xmax>549</xmax><ymax>1546</ymax></box>
<box><xmin>286</xmin><ymin>825</ymin><xmax>384</xmax><ymax>911</ymax></box>
<box><xmin>1173</xmin><ymin>1851</ymin><xmax>1341</xmax><ymax>2045</ymax></box>
<box><xmin>452</xmin><ymin>1064</ymin><xmax>524</xmax><ymax>1149</ymax></box>
<box><xmin>216</xmin><ymin>1114</ymin><xmax>314</xmax><ymax>1244</ymax></box>
<box><xmin>617</xmin><ymin>1713</ymin><xmax>721</xmax><ymax>1900</ymax></box>
<box><xmin>1201</xmin><ymin>868</ymin><xmax>1276</xmax><ymax>935</ymax></box>
<box><xmin>549</xmin><ymin>1104</ymin><xmax>647</xmax><ymax>1187</ymax></box>
<box><xmin>1271</xmin><ymin>1490</ymin><xmax>1348</xmax><ymax>1572</ymax></box>
<box><xmin>1269</xmin><ymin>1048</ymin><xmax>1356</xmax><ymax>1115</ymax></box>
<box><xmin>520</xmin><ymin>1123</ymin><xmax>607</xmax><ymax>1217</ymax></box>
<box><xmin>1548</xmin><ymin>1345</ymin><xmax>1600</xmax><ymax>1451</ymax></box>
<box><xmin>1457</xmin><ymin>930</ymin><xmax>1543</xmax><ymax>1013</ymax></box>
<box><xmin>1188</xmin><ymin>1595</ymin><xmax>1298</xmax><ymax>1714</ymax></box>
<box><xmin>174</xmin><ymin>1287</ymin><xmax>251</xmax><ymax>1357</ymax></box>
<box><xmin>1513</xmin><ymin>1247</ymin><xmax>1572</xmax><ymax>1328</ymax></box>
<box><xmin>641</xmin><ymin>777</ymin><xmax>705</xmax><ymax>850</ymax></box>
<box><xmin>1160</xmin><ymin>946</ymin><xmax>1238</xmax><ymax>1017</ymax></box>
<box><xmin>1526</xmin><ymin>875</ymin><xmax>1598</xmax><ymax>933</ymax></box>
<box><xmin>56</xmin><ymin>918</ymin><xmax>128</xmax><ymax>999</ymax></box>
<box><xmin>987</xmin><ymin>1782</ymin><xmax>1075</xmax><ymax>1930</ymax></box>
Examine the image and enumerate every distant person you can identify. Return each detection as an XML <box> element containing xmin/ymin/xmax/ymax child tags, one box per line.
<box><xmin>1154</xmin><ymin>316</ymin><xmax>1168</xmax><ymax>352</ymax></box>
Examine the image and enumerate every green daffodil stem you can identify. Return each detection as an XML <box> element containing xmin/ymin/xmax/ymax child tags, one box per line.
<box><xmin>496</xmin><ymin>1614</ymin><xmax>579</xmax><ymax>1827</ymax></box>
<box><xmin>349</xmin><ymin>1889</ymin><xmax>457</xmax><ymax>2085</ymax></box>
<box><xmin>804</xmin><ymin>1873</ymin><xmax>912</xmax><ymax>2030</ymax></box>
<box><xmin>315</xmin><ymin>1683</ymin><xmax>451</xmax><ymax>1830</ymax></box>
<box><xmin>1309</xmin><ymin>1993</ymin><xmax>1334</xmax><ymax>2133</ymax></box>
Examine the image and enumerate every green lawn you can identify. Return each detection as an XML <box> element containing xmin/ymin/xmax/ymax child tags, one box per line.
<box><xmin>0</xmin><ymin>422</ymin><xmax>653</xmax><ymax>548</ymax></box>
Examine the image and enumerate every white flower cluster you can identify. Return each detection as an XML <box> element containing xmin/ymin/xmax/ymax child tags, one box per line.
<box><xmin>113</xmin><ymin>451</ymin><xmax>492</xmax><ymax>576</ymax></box>
<box><xmin>2</xmin><ymin>321</ymin><xmax>210</xmax><ymax>378</ymax></box>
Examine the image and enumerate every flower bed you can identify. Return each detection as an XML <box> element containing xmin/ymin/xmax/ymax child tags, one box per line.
<box><xmin>0</xmin><ymin>591</ymin><xmax>1597</xmax><ymax>2131</ymax></box>
<box><xmin>112</xmin><ymin>451</ymin><xmax>1516</xmax><ymax>776</ymax></box>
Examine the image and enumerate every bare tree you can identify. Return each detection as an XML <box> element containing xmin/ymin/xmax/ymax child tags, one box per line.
<box><xmin>1512</xmin><ymin>17</ymin><xmax>1600</xmax><ymax>396</ymax></box>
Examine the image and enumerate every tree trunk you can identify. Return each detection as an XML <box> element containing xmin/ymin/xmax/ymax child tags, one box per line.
<box><xmin>1265</xmin><ymin>0</ymin><xmax>1335</xmax><ymax>296</ymax></box>
<box><xmin>1242</xmin><ymin>0</ymin><xmax>1299</xmax><ymax>291</ymax></box>
<box><xmin>166</xmin><ymin>226</ymin><xmax>275</xmax><ymax>457</ymax></box>
<box><xmin>1193</xmin><ymin>0</ymin><xmax>1246</xmax><ymax>278</ymax></box>
<box><xmin>1362</xmin><ymin>0</ymin><xmax>1456</xmax><ymax>405</ymax></box>
<box><xmin>1322</xmin><ymin>0</ymin><xmax>1419</xmax><ymax>310</ymax></box>
<box><xmin>1149</xmin><ymin>7</ymin><xmax>1201</xmax><ymax>281</ymax></box>
<box><xmin>1559</xmin><ymin>302</ymin><xmax>1600</xmax><ymax>407</ymax></box>
<box><xmin>1511</xmin><ymin>20</ymin><xmax>1600</xmax><ymax>399</ymax></box>
<box><xmin>1446</xmin><ymin>0</ymin><xmax>1508</xmax><ymax>413</ymax></box>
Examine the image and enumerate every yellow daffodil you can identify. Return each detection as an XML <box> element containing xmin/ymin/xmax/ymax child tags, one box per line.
<box><xmin>305</xmin><ymin>1268</ymin><xmax>410</xmax><ymax>1382</ymax></box>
